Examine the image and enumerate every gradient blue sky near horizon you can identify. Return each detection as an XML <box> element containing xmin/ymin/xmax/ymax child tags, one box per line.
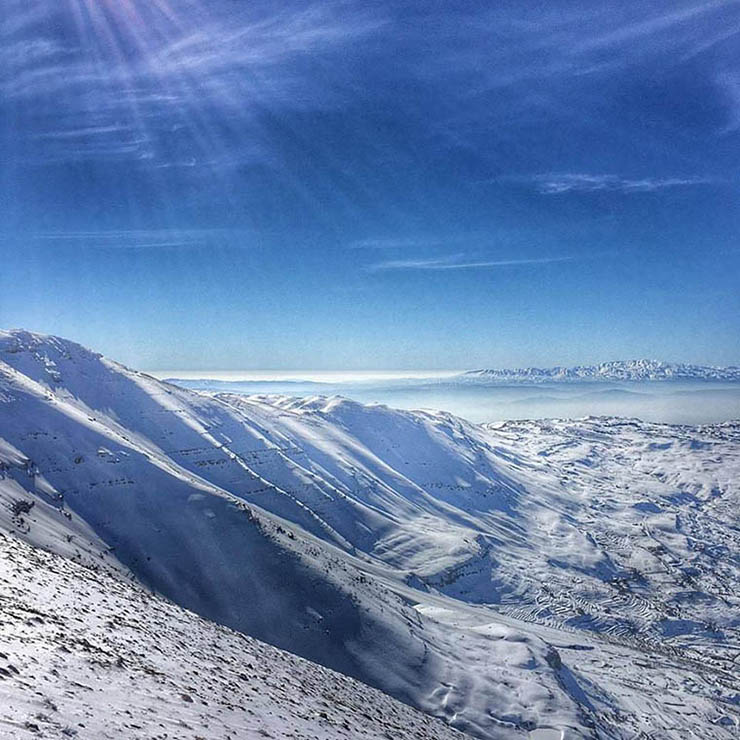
<box><xmin>1</xmin><ymin>0</ymin><xmax>739</xmax><ymax>370</ymax></box>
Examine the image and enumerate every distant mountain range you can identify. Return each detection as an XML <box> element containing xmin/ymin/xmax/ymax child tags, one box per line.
<box><xmin>462</xmin><ymin>359</ymin><xmax>740</xmax><ymax>383</ymax></box>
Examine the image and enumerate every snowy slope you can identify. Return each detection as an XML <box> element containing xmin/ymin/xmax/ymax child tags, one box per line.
<box><xmin>1</xmin><ymin>330</ymin><xmax>739</xmax><ymax>739</ymax></box>
<box><xmin>0</xmin><ymin>330</ymin><xmax>588</xmax><ymax>739</ymax></box>
<box><xmin>0</xmin><ymin>532</ymin><xmax>463</xmax><ymax>740</ymax></box>
<box><xmin>462</xmin><ymin>359</ymin><xmax>740</xmax><ymax>382</ymax></box>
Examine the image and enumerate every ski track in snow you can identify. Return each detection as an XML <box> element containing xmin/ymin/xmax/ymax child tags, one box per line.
<box><xmin>1</xmin><ymin>330</ymin><xmax>739</xmax><ymax>739</ymax></box>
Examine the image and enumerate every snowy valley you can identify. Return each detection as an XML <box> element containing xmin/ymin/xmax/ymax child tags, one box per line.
<box><xmin>1</xmin><ymin>330</ymin><xmax>739</xmax><ymax>739</ymax></box>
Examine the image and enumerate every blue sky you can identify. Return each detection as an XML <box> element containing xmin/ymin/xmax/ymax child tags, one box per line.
<box><xmin>1</xmin><ymin>0</ymin><xmax>739</xmax><ymax>370</ymax></box>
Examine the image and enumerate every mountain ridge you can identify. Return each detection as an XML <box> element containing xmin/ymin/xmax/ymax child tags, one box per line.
<box><xmin>462</xmin><ymin>359</ymin><xmax>740</xmax><ymax>382</ymax></box>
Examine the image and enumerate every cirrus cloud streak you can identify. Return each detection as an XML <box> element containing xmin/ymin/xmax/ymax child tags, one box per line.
<box><xmin>367</xmin><ymin>254</ymin><xmax>577</xmax><ymax>272</ymax></box>
<box><xmin>527</xmin><ymin>173</ymin><xmax>718</xmax><ymax>194</ymax></box>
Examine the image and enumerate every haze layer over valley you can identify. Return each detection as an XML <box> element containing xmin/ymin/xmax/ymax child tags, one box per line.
<box><xmin>161</xmin><ymin>360</ymin><xmax>740</xmax><ymax>425</ymax></box>
<box><xmin>1</xmin><ymin>330</ymin><xmax>739</xmax><ymax>739</ymax></box>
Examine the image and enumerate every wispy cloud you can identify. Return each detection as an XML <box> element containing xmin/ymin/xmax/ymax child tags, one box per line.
<box><xmin>1</xmin><ymin>2</ymin><xmax>386</xmax><ymax>167</ymax></box>
<box><xmin>32</xmin><ymin>125</ymin><xmax>133</xmax><ymax>140</ymax></box>
<box><xmin>26</xmin><ymin>229</ymin><xmax>250</xmax><ymax>249</ymax></box>
<box><xmin>717</xmin><ymin>71</ymin><xmax>740</xmax><ymax>133</ymax></box>
<box><xmin>350</xmin><ymin>236</ymin><xmax>468</xmax><ymax>250</ymax></box>
<box><xmin>368</xmin><ymin>253</ymin><xmax>575</xmax><ymax>272</ymax></box>
<box><xmin>524</xmin><ymin>173</ymin><xmax>717</xmax><ymax>194</ymax></box>
<box><xmin>23</xmin><ymin>122</ymin><xmax>155</xmax><ymax>163</ymax></box>
<box><xmin>413</xmin><ymin>0</ymin><xmax>740</xmax><ymax>146</ymax></box>
<box><xmin>572</xmin><ymin>0</ymin><xmax>732</xmax><ymax>53</ymax></box>
<box><xmin>153</xmin><ymin>7</ymin><xmax>384</xmax><ymax>81</ymax></box>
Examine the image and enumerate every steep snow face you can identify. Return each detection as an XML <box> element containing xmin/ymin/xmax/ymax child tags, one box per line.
<box><xmin>0</xmin><ymin>533</ymin><xmax>464</xmax><ymax>740</ymax></box>
<box><xmin>0</xmin><ymin>333</ymin><xmax>452</xmax><ymax>712</ymax></box>
<box><xmin>462</xmin><ymin>359</ymin><xmax>740</xmax><ymax>382</ymax></box>
<box><xmin>1</xmin><ymin>330</ymin><xmax>739</xmax><ymax>739</ymax></box>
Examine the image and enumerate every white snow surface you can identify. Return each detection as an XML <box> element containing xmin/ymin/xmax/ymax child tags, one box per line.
<box><xmin>0</xmin><ymin>532</ymin><xmax>463</xmax><ymax>740</ymax></box>
<box><xmin>1</xmin><ymin>330</ymin><xmax>739</xmax><ymax>739</ymax></box>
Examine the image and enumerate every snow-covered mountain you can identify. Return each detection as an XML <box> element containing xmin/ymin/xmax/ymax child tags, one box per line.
<box><xmin>462</xmin><ymin>359</ymin><xmax>740</xmax><ymax>382</ymax></box>
<box><xmin>1</xmin><ymin>330</ymin><xmax>739</xmax><ymax>739</ymax></box>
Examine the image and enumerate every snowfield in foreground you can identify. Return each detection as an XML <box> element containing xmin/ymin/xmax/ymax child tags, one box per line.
<box><xmin>0</xmin><ymin>533</ymin><xmax>462</xmax><ymax>740</ymax></box>
<box><xmin>1</xmin><ymin>330</ymin><xmax>739</xmax><ymax>739</ymax></box>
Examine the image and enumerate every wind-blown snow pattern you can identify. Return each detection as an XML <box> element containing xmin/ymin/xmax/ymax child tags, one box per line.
<box><xmin>1</xmin><ymin>330</ymin><xmax>739</xmax><ymax>739</ymax></box>
<box><xmin>462</xmin><ymin>359</ymin><xmax>740</xmax><ymax>382</ymax></box>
